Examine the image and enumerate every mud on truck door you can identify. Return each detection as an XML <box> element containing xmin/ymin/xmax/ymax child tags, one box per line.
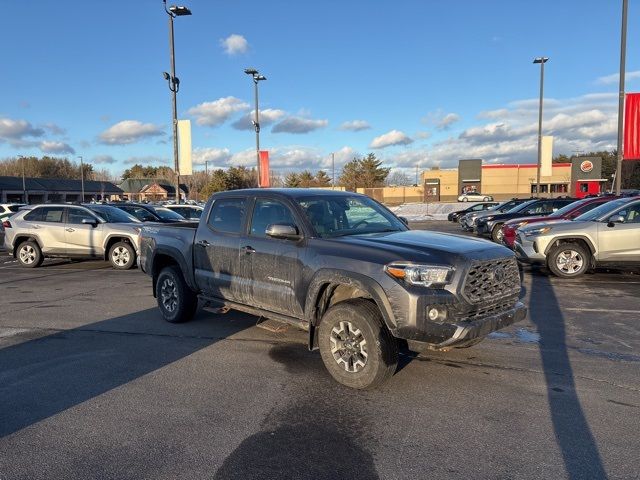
<box><xmin>193</xmin><ymin>197</ymin><xmax>248</xmax><ymax>302</ymax></box>
<box><xmin>240</xmin><ymin>197</ymin><xmax>305</xmax><ymax>317</ymax></box>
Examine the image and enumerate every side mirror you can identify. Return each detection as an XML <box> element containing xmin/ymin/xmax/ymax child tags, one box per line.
<box><xmin>82</xmin><ymin>218</ymin><xmax>98</xmax><ymax>227</ymax></box>
<box><xmin>399</xmin><ymin>216</ymin><xmax>409</xmax><ymax>226</ymax></box>
<box><xmin>607</xmin><ymin>215</ymin><xmax>625</xmax><ymax>227</ymax></box>
<box><xmin>266</xmin><ymin>223</ymin><xmax>301</xmax><ymax>240</ymax></box>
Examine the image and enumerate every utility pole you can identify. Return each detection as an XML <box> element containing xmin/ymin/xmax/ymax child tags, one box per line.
<box><xmin>78</xmin><ymin>156</ymin><xmax>85</xmax><ymax>202</ymax></box>
<box><xmin>205</xmin><ymin>160</ymin><xmax>208</xmax><ymax>176</ymax></box>
<box><xmin>415</xmin><ymin>165</ymin><xmax>419</xmax><ymax>186</ymax></box>
<box><xmin>20</xmin><ymin>155</ymin><xmax>27</xmax><ymax>203</ymax></box>
<box><xmin>615</xmin><ymin>0</ymin><xmax>628</xmax><ymax>195</ymax></box>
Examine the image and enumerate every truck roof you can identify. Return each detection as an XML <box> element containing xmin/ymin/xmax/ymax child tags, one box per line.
<box><xmin>213</xmin><ymin>188</ymin><xmax>362</xmax><ymax>199</ymax></box>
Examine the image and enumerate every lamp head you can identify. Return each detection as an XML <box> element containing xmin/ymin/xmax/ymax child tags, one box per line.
<box><xmin>169</xmin><ymin>5</ymin><xmax>192</xmax><ymax>16</ymax></box>
<box><xmin>533</xmin><ymin>57</ymin><xmax>549</xmax><ymax>64</ymax></box>
<box><xmin>244</xmin><ymin>68</ymin><xmax>259</xmax><ymax>75</ymax></box>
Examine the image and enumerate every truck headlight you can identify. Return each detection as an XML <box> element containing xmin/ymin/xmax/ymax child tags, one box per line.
<box><xmin>385</xmin><ymin>263</ymin><xmax>453</xmax><ymax>288</ymax></box>
<box><xmin>524</xmin><ymin>226</ymin><xmax>552</xmax><ymax>237</ymax></box>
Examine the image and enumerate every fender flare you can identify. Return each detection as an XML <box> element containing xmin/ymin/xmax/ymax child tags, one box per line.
<box><xmin>544</xmin><ymin>235</ymin><xmax>597</xmax><ymax>256</ymax></box>
<box><xmin>150</xmin><ymin>246</ymin><xmax>197</xmax><ymax>295</ymax></box>
<box><xmin>12</xmin><ymin>233</ymin><xmax>44</xmax><ymax>257</ymax></box>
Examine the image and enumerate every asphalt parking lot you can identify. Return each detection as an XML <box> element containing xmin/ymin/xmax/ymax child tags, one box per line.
<box><xmin>0</xmin><ymin>221</ymin><xmax>638</xmax><ymax>479</ymax></box>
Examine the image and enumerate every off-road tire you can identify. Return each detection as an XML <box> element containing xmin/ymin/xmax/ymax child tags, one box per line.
<box><xmin>17</xmin><ymin>240</ymin><xmax>43</xmax><ymax>268</ymax></box>
<box><xmin>547</xmin><ymin>242</ymin><xmax>590</xmax><ymax>278</ymax></box>
<box><xmin>108</xmin><ymin>241</ymin><xmax>136</xmax><ymax>270</ymax></box>
<box><xmin>318</xmin><ymin>299</ymin><xmax>398</xmax><ymax>389</ymax></box>
<box><xmin>156</xmin><ymin>266</ymin><xmax>198</xmax><ymax>323</ymax></box>
<box><xmin>491</xmin><ymin>223</ymin><xmax>505</xmax><ymax>243</ymax></box>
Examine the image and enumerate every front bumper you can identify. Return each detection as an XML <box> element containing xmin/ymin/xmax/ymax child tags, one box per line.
<box><xmin>475</xmin><ymin>222</ymin><xmax>490</xmax><ymax>235</ymax></box>
<box><xmin>513</xmin><ymin>234</ymin><xmax>546</xmax><ymax>264</ymax></box>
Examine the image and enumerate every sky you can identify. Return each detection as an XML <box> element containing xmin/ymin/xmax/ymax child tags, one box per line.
<box><xmin>1</xmin><ymin>0</ymin><xmax>639</xmax><ymax>179</ymax></box>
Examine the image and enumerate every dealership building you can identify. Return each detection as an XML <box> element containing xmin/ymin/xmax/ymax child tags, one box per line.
<box><xmin>0</xmin><ymin>176</ymin><xmax>123</xmax><ymax>204</ymax></box>
<box><xmin>422</xmin><ymin>157</ymin><xmax>607</xmax><ymax>201</ymax></box>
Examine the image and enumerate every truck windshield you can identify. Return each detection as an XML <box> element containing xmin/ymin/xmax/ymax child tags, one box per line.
<box><xmin>297</xmin><ymin>195</ymin><xmax>406</xmax><ymax>238</ymax></box>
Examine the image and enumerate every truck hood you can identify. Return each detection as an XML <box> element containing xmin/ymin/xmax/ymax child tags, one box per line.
<box><xmin>331</xmin><ymin>230</ymin><xmax>512</xmax><ymax>261</ymax></box>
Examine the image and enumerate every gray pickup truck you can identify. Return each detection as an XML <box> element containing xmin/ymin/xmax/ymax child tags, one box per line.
<box><xmin>139</xmin><ymin>189</ymin><xmax>526</xmax><ymax>389</ymax></box>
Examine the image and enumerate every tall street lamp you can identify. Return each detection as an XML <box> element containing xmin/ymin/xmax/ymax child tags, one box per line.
<box><xmin>244</xmin><ymin>68</ymin><xmax>267</xmax><ymax>186</ymax></box>
<box><xmin>163</xmin><ymin>0</ymin><xmax>191</xmax><ymax>204</ymax></box>
<box><xmin>533</xmin><ymin>56</ymin><xmax>549</xmax><ymax>197</ymax></box>
<box><xmin>615</xmin><ymin>0</ymin><xmax>628</xmax><ymax>195</ymax></box>
<box><xmin>19</xmin><ymin>155</ymin><xmax>27</xmax><ymax>203</ymax></box>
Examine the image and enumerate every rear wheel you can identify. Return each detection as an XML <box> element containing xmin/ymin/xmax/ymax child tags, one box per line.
<box><xmin>17</xmin><ymin>240</ymin><xmax>43</xmax><ymax>268</ymax></box>
<box><xmin>109</xmin><ymin>241</ymin><xmax>135</xmax><ymax>270</ymax></box>
<box><xmin>156</xmin><ymin>266</ymin><xmax>198</xmax><ymax>323</ymax></box>
<box><xmin>483</xmin><ymin>197</ymin><xmax>490</xmax><ymax>202</ymax></box>
<box><xmin>491</xmin><ymin>223</ymin><xmax>505</xmax><ymax>243</ymax></box>
<box><xmin>547</xmin><ymin>242</ymin><xmax>589</xmax><ymax>278</ymax></box>
<box><xmin>462</xmin><ymin>197</ymin><xmax>469</xmax><ymax>202</ymax></box>
<box><xmin>318</xmin><ymin>299</ymin><xmax>398</xmax><ymax>389</ymax></box>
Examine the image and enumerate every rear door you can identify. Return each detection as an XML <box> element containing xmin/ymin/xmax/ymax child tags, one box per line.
<box><xmin>193</xmin><ymin>197</ymin><xmax>247</xmax><ymax>302</ymax></box>
<box><xmin>596</xmin><ymin>202</ymin><xmax>640</xmax><ymax>262</ymax></box>
<box><xmin>242</xmin><ymin>197</ymin><xmax>305</xmax><ymax>317</ymax></box>
<box><xmin>24</xmin><ymin>207</ymin><xmax>66</xmax><ymax>254</ymax></box>
<box><xmin>65</xmin><ymin>207</ymin><xmax>104</xmax><ymax>257</ymax></box>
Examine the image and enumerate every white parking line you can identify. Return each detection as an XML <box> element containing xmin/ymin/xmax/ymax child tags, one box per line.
<box><xmin>565</xmin><ymin>308</ymin><xmax>639</xmax><ymax>314</ymax></box>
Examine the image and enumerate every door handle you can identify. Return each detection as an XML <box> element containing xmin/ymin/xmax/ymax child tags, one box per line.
<box><xmin>66</xmin><ymin>228</ymin><xmax>75</xmax><ymax>232</ymax></box>
<box><xmin>242</xmin><ymin>245</ymin><xmax>256</xmax><ymax>254</ymax></box>
<box><xmin>197</xmin><ymin>240</ymin><xmax>211</xmax><ymax>247</ymax></box>
<box><xmin>33</xmin><ymin>225</ymin><xmax>40</xmax><ymax>229</ymax></box>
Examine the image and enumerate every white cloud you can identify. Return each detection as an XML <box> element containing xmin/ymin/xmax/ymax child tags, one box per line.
<box><xmin>187</xmin><ymin>97</ymin><xmax>250</xmax><ymax>127</ymax></box>
<box><xmin>220</xmin><ymin>34</ymin><xmax>249</xmax><ymax>55</ymax></box>
<box><xmin>415</xmin><ymin>131</ymin><xmax>432</xmax><ymax>140</ymax></box>
<box><xmin>192</xmin><ymin>147</ymin><xmax>231</xmax><ymax>166</ymax></box>
<box><xmin>370</xmin><ymin>130</ymin><xmax>413</xmax><ymax>149</ymax></box>
<box><xmin>272</xmin><ymin>116</ymin><xmax>328</xmax><ymax>134</ymax></box>
<box><xmin>339</xmin><ymin>120</ymin><xmax>371</xmax><ymax>132</ymax></box>
<box><xmin>42</xmin><ymin>122</ymin><xmax>66</xmax><ymax>135</ymax></box>
<box><xmin>231</xmin><ymin>109</ymin><xmax>286</xmax><ymax>130</ymax></box>
<box><xmin>39</xmin><ymin>141</ymin><xmax>75</xmax><ymax>154</ymax></box>
<box><xmin>99</xmin><ymin>120</ymin><xmax>164</xmax><ymax>145</ymax></box>
<box><xmin>595</xmin><ymin>70</ymin><xmax>640</xmax><ymax>85</ymax></box>
<box><xmin>436</xmin><ymin>113</ymin><xmax>461</xmax><ymax>130</ymax></box>
<box><xmin>92</xmin><ymin>155</ymin><xmax>117</xmax><ymax>165</ymax></box>
<box><xmin>0</xmin><ymin>117</ymin><xmax>44</xmax><ymax>140</ymax></box>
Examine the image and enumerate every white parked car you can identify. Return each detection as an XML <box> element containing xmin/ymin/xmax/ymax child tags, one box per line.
<box><xmin>458</xmin><ymin>193</ymin><xmax>494</xmax><ymax>202</ymax></box>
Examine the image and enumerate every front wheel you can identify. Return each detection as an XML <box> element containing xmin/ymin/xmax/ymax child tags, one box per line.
<box><xmin>156</xmin><ymin>266</ymin><xmax>198</xmax><ymax>323</ymax></box>
<box><xmin>109</xmin><ymin>241</ymin><xmax>136</xmax><ymax>270</ymax></box>
<box><xmin>547</xmin><ymin>242</ymin><xmax>589</xmax><ymax>278</ymax></box>
<box><xmin>483</xmin><ymin>197</ymin><xmax>490</xmax><ymax>202</ymax></box>
<box><xmin>318</xmin><ymin>299</ymin><xmax>398</xmax><ymax>389</ymax></box>
<box><xmin>462</xmin><ymin>197</ymin><xmax>469</xmax><ymax>202</ymax></box>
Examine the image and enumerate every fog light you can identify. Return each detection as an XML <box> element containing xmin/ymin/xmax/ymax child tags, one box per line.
<box><xmin>427</xmin><ymin>306</ymin><xmax>447</xmax><ymax>322</ymax></box>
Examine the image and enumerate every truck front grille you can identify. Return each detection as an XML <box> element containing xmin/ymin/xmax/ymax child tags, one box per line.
<box><xmin>462</xmin><ymin>258</ymin><xmax>521</xmax><ymax>305</ymax></box>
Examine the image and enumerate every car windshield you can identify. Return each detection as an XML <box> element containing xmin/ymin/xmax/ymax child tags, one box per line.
<box><xmin>508</xmin><ymin>199</ymin><xmax>538</xmax><ymax>213</ymax></box>
<box><xmin>88</xmin><ymin>205</ymin><xmax>140</xmax><ymax>223</ymax></box>
<box><xmin>575</xmin><ymin>198</ymin><xmax>630</xmax><ymax>221</ymax></box>
<box><xmin>154</xmin><ymin>207</ymin><xmax>186</xmax><ymax>220</ymax></box>
<box><xmin>495</xmin><ymin>200</ymin><xmax>521</xmax><ymax>212</ymax></box>
<box><xmin>8</xmin><ymin>205</ymin><xmax>25</xmax><ymax>212</ymax></box>
<box><xmin>297</xmin><ymin>195</ymin><xmax>406</xmax><ymax>238</ymax></box>
<box><xmin>548</xmin><ymin>199</ymin><xmax>591</xmax><ymax>218</ymax></box>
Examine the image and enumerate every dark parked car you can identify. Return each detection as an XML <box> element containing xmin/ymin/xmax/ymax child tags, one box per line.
<box><xmin>110</xmin><ymin>203</ymin><xmax>187</xmax><ymax>223</ymax></box>
<box><xmin>448</xmin><ymin>202</ymin><xmax>499</xmax><ymax>222</ymax></box>
<box><xmin>500</xmin><ymin>196</ymin><xmax>617</xmax><ymax>248</ymax></box>
<box><xmin>476</xmin><ymin>198</ymin><xmax>578</xmax><ymax>243</ymax></box>
<box><xmin>139</xmin><ymin>189</ymin><xmax>526</xmax><ymax>389</ymax></box>
<box><xmin>459</xmin><ymin>198</ymin><xmax>534</xmax><ymax>231</ymax></box>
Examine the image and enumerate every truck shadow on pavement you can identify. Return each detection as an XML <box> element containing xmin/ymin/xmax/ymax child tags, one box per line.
<box><xmin>0</xmin><ymin>307</ymin><xmax>250</xmax><ymax>438</ymax></box>
<box><xmin>529</xmin><ymin>273</ymin><xmax>608</xmax><ymax>480</ymax></box>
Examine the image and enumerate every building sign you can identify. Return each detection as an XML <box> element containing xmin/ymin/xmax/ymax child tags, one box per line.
<box><xmin>580</xmin><ymin>160</ymin><xmax>594</xmax><ymax>173</ymax></box>
<box><xmin>624</xmin><ymin>93</ymin><xmax>640</xmax><ymax>160</ymax></box>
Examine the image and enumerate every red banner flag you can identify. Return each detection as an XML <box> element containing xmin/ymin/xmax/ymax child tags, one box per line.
<box><xmin>624</xmin><ymin>93</ymin><xmax>640</xmax><ymax>160</ymax></box>
<box><xmin>259</xmin><ymin>151</ymin><xmax>270</xmax><ymax>187</ymax></box>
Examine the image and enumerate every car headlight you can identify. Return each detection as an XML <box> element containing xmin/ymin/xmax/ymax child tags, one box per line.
<box><xmin>133</xmin><ymin>226</ymin><xmax>142</xmax><ymax>234</ymax></box>
<box><xmin>512</xmin><ymin>221</ymin><xmax>529</xmax><ymax>229</ymax></box>
<box><xmin>385</xmin><ymin>263</ymin><xmax>453</xmax><ymax>288</ymax></box>
<box><xmin>524</xmin><ymin>226</ymin><xmax>552</xmax><ymax>237</ymax></box>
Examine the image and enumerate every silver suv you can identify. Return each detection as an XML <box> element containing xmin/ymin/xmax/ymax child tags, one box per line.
<box><xmin>3</xmin><ymin>204</ymin><xmax>142</xmax><ymax>269</ymax></box>
<box><xmin>514</xmin><ymin>197</ymin><xmax>640</xmax><ymax>277</ymax></box>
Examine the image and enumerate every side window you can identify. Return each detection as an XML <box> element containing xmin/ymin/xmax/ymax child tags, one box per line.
<box><xmin>67</xmin><ymin>207</ymin><xmax>97</xmax><ymax>224</ymax></box>
<box><xmin>552</xmin><ymin>200</ymin><xmax>571</xmax><ymax>211</ymax></box>
<box><xmin>26</xmin><ymin>207</ymin><xmax>64</xmax><ymax>223</ymax></box>
<box><xmin>208</xmin><ymin>198</ymin><xmax>246</xmax><ymax>234</ymax></box>
<box><xmin>615</xmin><ymin>204</ymin><xmax>640</xmax><ymax>223</ymax></box>
<box><xmin>250</xmin><ymin>199</ymin><xmax>296</xmax><ymax>237</ymax></box>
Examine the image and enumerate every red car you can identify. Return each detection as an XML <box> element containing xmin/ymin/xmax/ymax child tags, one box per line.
<box><xmin>500</xmin><ymin>196</ymin><xmax>616</xmax><ymax>248</ymax></box>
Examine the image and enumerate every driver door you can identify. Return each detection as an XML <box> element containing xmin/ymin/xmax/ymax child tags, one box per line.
<box><xmin>65</xmin><ymin>207</ymin><xmax>104</xmax><ymax>257</ymax></box>
<box><xmin>596</xmin><ymin>202</ymin><xmax>640</xmax><ymax>262</ymax></box>
<box><xmin>241</xmin><ymin>197</ymin><xmax>305</xmax><ymax>317</ymax></box>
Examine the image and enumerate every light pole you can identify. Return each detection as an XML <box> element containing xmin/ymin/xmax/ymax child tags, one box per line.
<box><xmin>533</xmin><ymin>57</ymin><xmax>549</xmax><ymax>197</ymax></box>
<box><xmin>163</xmin><ymin>0</ymin><xmax>191</xmax><ymax>204</ymax></box>
<box><xmin>331</xmin><ymin>152</ymin><xmax>335</xmax><ymax>188</ymax></box>
<box><xmin>615</xmin><ymin>0</ymin><xmax>628</xmax><ymax>195</ymax></box>
<box><xmin>20</xmin><ymin>155</ymin><xmax>27</xmax><ymax>203</ymax></box>
<box><xmin>244</xmin><ymin>68</ymin><xmax>267</xmax><ymax>186</ymax></box>
<box><xmin>78</xmin><ymin>156</ymin><xmax>85</xmax><ymax>202</ymax></box>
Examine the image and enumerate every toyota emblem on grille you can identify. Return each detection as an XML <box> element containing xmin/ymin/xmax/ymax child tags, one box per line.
<box><xmin>493</xmin><ymin>266</ymin><xmax>506</xmax><ymax>282</ymax></box>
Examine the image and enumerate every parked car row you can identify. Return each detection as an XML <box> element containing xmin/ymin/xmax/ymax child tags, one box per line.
<box><xmin>457</xmin><ymin>195</ymin><xmax>640</xmax><ymax>278</ymax></box>
<box><xmin>1</xmin><ymin>202</ymin><xmax>201</xmax><ymax>269</ymax></box>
